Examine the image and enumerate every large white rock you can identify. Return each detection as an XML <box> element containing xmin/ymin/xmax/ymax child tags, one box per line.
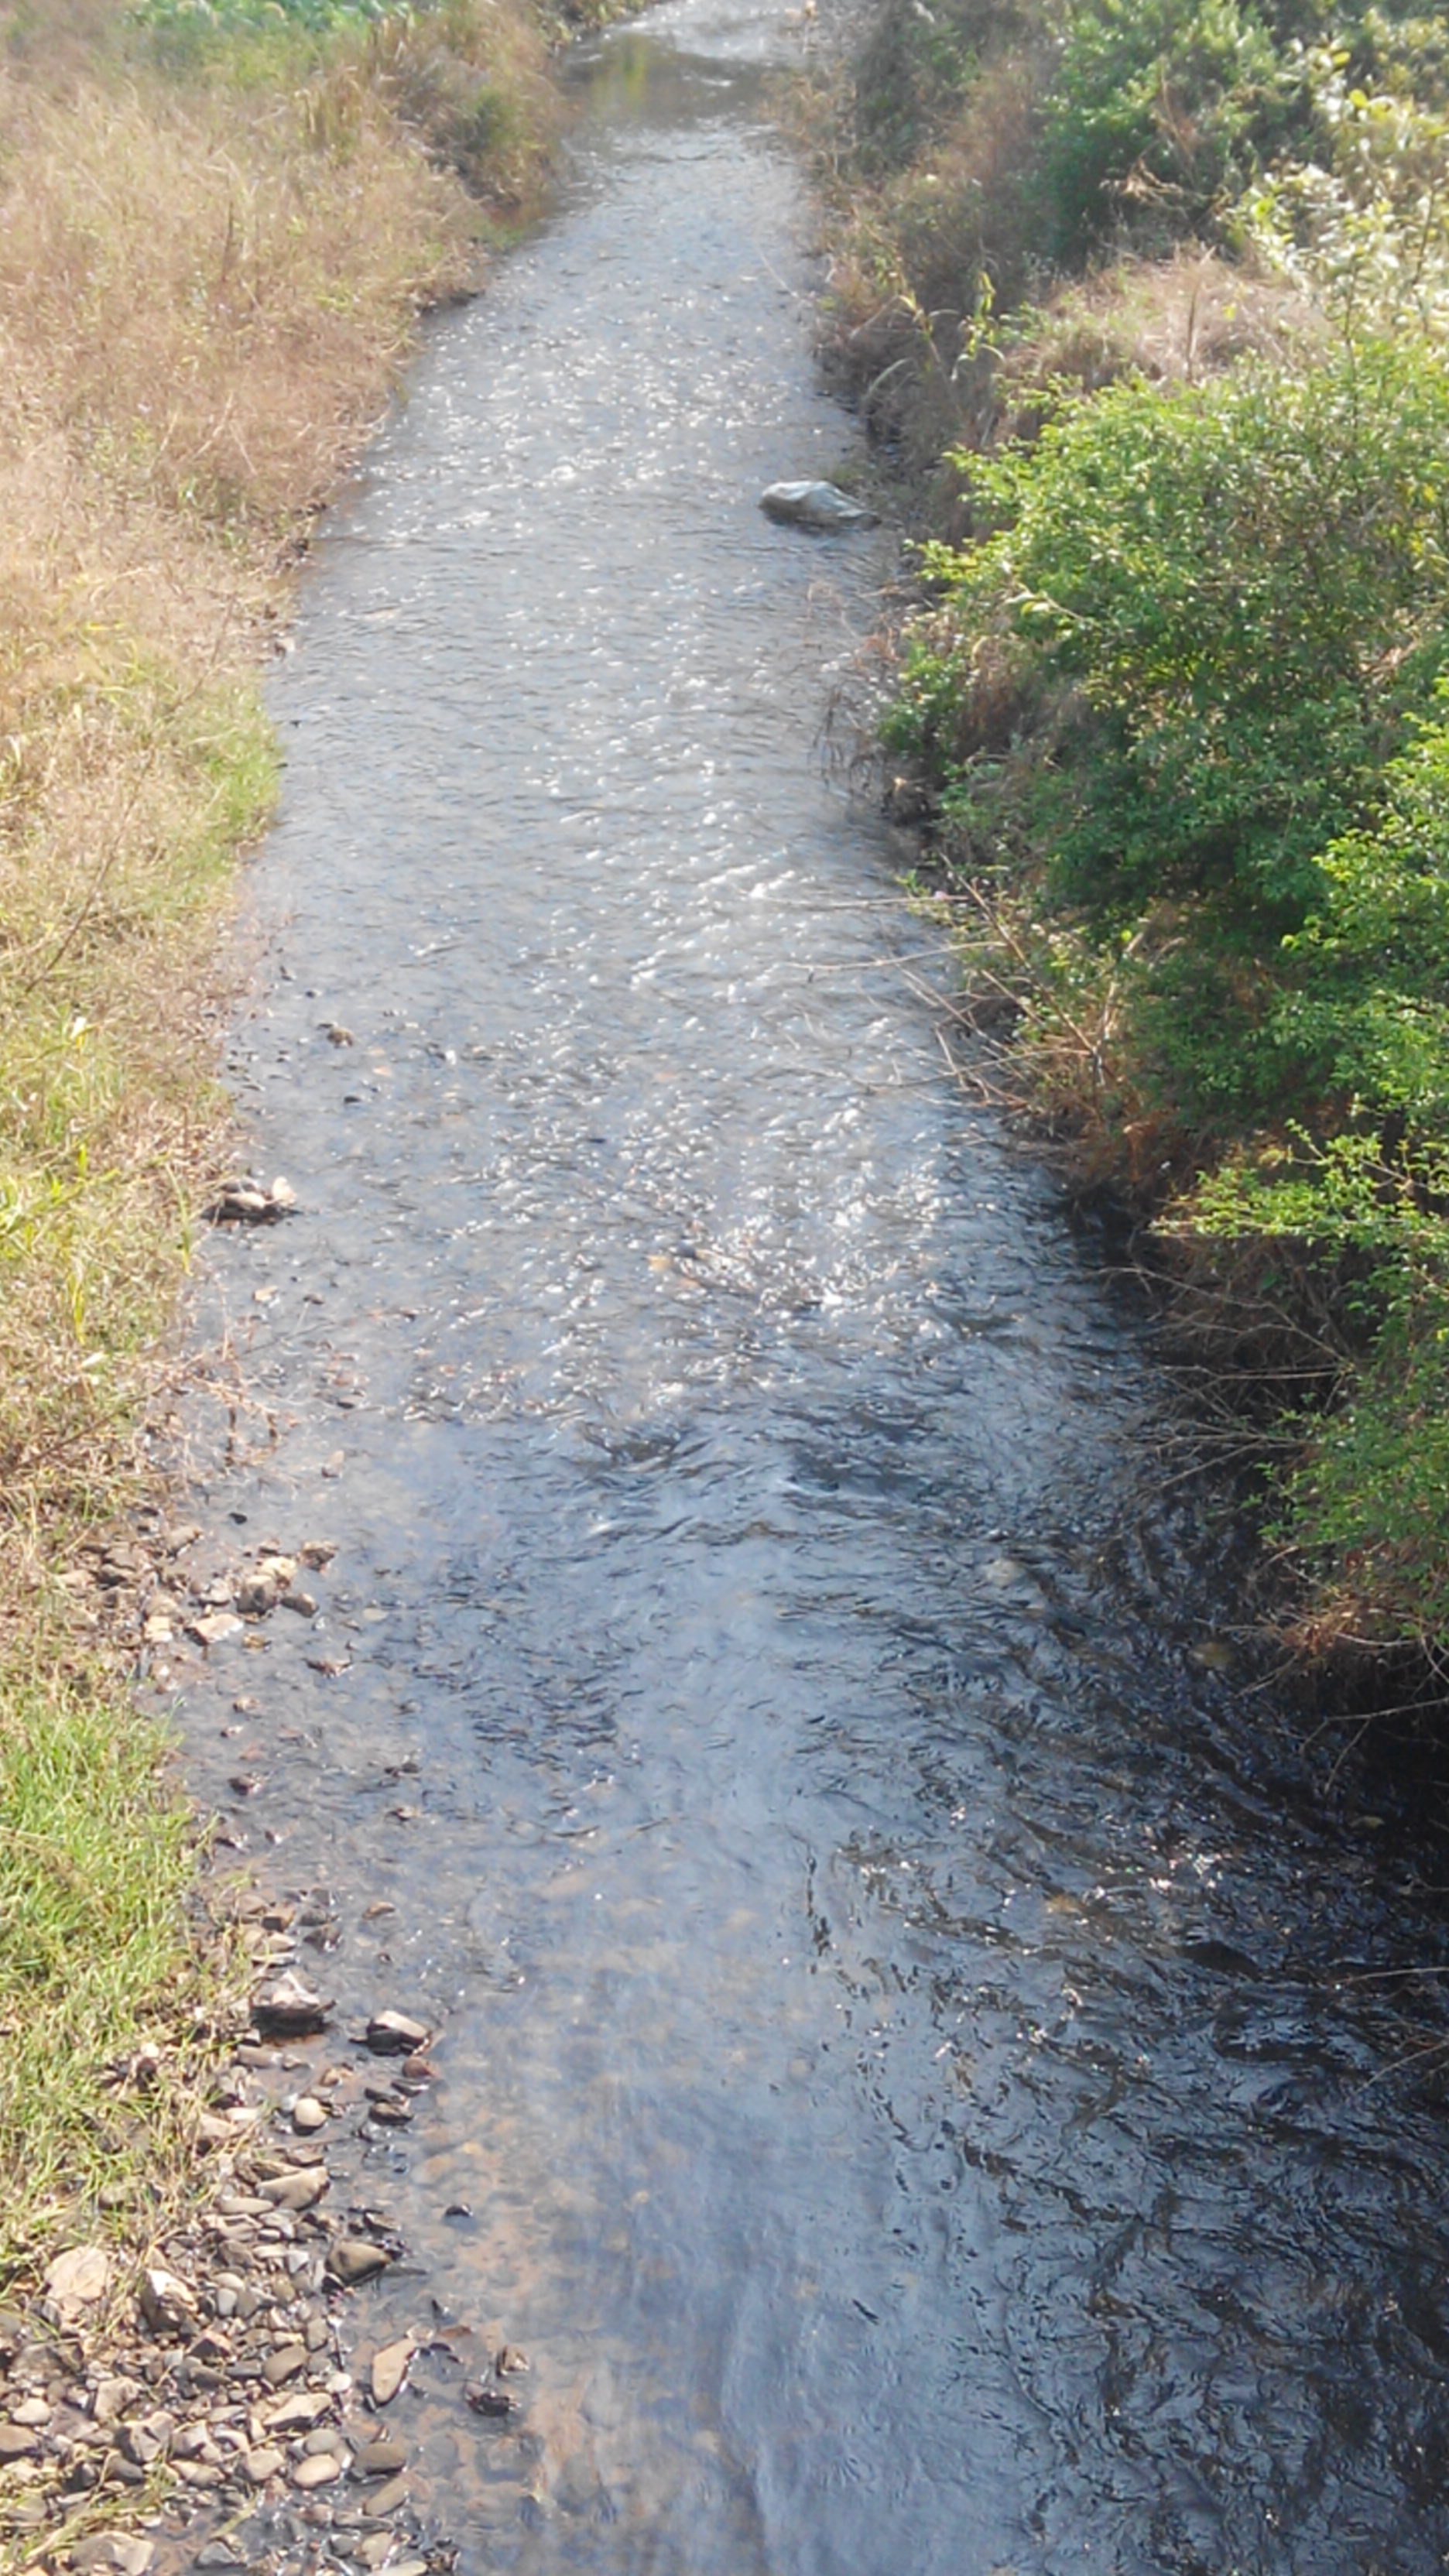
<box><xmin>759</xmin><ymin>479</ymin><xmax>878</xmax><ymax>532</ymax></box>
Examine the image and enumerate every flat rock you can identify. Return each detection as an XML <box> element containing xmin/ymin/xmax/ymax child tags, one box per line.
<box><xmin>364</xmin><ymin>2472</ymin><xmax>409</xmax><ymax>2516</ymax></box>
<box><xmin>262</xmin><ymin>2341</ymin><xmax>309</xmax><ymax>2386</ymax></box>
<box><xmin>263</xmin><ymin>2390</ymin><xmax>333</xmax><ymax>2434</ymax></box>
<box><xmin>291</xmin><ymin>2451</ymin><xmax>343</xmax><ymax>2489</ymax></box>
<box><xmin>293</xmin><ymin>2096</ymin><xmax>328</xmax><ymax>2133</ymax></box>
<box><xmin>139</xmin><ymin>2266</ymin><xmax>197</xmax><ymax>2331</ymax></box>
<box><xmin>356</xmin><ymin>2437</ymin><xmax>408</xmax><ymax>2476</ymax></box>
<box><xmin>259</xmin><ymin>2167</ymin><xmax>329</xmax><ymax>2212</ymax></box>
<box><xmin>44</xmin><ymin>2243</ymin><xmax>112</xmax><ymax>2313</ymax></box>
<box><xmin>253</xmin><ymin>1971</ymin><xmax>332</xmax><ymax>2038</ymax></box>
<box><xmin>0</xmin><ymin>2425</ymin><xmax>39</xmax><ymax>2458</ymax></box>
<box><xmin>245</xmin><ymin>2445</ymin><xmax>286</xmax><ymax>2485</ymax></box>
<box><xmin>370</xmin><ymin>2337</ymin><xmax>414</xmax><ymax>2406</ymax></box>
<box><xmin>72</xmin><ymin>2540</ymin><xmax>154</xmax><ymax>2576</ymax></box>
<box><xmin>759</xmin><ymin>478</ymin><xmax>878</xmax><ymax>532</ymax></box>
<box><xmin>365</xmin><ymin>2010</ymin><xmax>431</xmax><ymax>2055</ymax></box>
<box><xmin>327</xmin><ymin>2238</ymin><xmax>393</xmax><ymax>2288</ymax></box>
<box><xmin>187</xmin><ymin>1611</ymin><xmax>245</xmax><ymax>1647</ymax></box>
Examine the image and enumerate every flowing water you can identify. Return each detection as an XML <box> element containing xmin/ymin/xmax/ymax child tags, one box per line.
<box><xmin>172</xmin><ymin>5</ymin><xmax>1449</xmax><ymax>2567</ymax></box>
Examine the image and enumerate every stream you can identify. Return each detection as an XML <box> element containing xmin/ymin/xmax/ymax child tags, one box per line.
<box><xmin>171</xmin><ymin>2</ymin><xmax>1449</xmax><ymax>2567</ymax></box>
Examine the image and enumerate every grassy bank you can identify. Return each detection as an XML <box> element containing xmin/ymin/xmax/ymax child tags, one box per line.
<box><xmin>811</xmin><ymin>0</ymin><xmax>1449</xmax><ymax>1679</ymax></box>
<box><xmin>0</xmin><ymin>0</ymin><xmax>570</xmax><ymax>2308</ymax></box>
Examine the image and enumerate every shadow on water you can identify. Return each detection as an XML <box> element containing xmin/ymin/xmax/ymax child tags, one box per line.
<box><xmin>167</xmin><ymin>1</ymin><xmax>1449</xmax><ymax>2567</ymax></box>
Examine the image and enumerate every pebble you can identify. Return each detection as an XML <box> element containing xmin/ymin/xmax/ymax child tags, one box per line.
<box><xmin>44</xmin><ymin>2243</ymin><xmax>111</xmax><ymax>2312</ymax></box>
<box><xmin>291</xmin><ymin>2450</ymin><xmax>343</xmax><ymax>2488</ymax></box>
<box><xmin>9</xmin><ymin>2396</ymin><xmax>50</xmax><ymax>2426</ymax></box>
<box><xmin>464</xmin><ymin>2381</ymin><xmax>515</xmax><ymax>2417</ymax></box>
<box><xmin>365</xmin><ymin>2010</ymin><xmax>431</xmax><ymax>2055</ymax></box>
<box><xmin>187</xmin><ymin>1611</ymin><xmax>245</xmax><ymax>1647</ymax></box>
<box><xmin>264</xmin><ymin>2390</ymin><xmax>332</xmax><ymax>2433</ymax></box>
<box><xmin>327</xmin><ymin>2239</ymin><xmax>392</xmax><ymax>2287</ymax></box>
<box><xmin>245</xmin><ymin>2446</ymin><xmax>286</xmax><ymax>2485</ymax></box>
<box><xmin>262</xmin><ymin>2341</ymin><xmax>309</xmax><ymax>2386</ymax></box>
<box><xmin>282</xmin><ymin>1585</ymin><xmax>320</xmax><ymax>1616</ymax></box>
<box><xmin>139</xmin><ymin>2266</ymin><xmax>197</xmax><ymax>2331</ymax></box>
<box><xmin>293</xmin><ymin>2096</ymin><xmax>328</xmax><ymax>2133</ymax></box>
<box><xmin>356</xmin><ymin>2436</ymin><xmax>408</xmax><ymax>2476</ymax></box>
<box><xmin>259</xmin><ymin>2167</ymin><xmax>329</xmax><ymax>2212</ymax></box>
<box><xmin>0</xmin><ymin>2425</ymin><xmax>39</xmax><ymax>2458</ymax></box>
<box><xmin>252</xmin><ymin>1971</ymin><xmax>333</xmax><ymax>2037</ymax></box>
<box><xmin>72</xmin><ymin>2539</ymin><xmax>154</xmax><ymax>2576</ymax></box>
<box><xmin>370</xmin><ymin>2337</ymin><xmax>414</xmax><ymax>2406</ymax></box>
<box><xmin>364</xmin><ymin>2472</ymin><xmax>409</xmax><ymax>2516</ymax></box>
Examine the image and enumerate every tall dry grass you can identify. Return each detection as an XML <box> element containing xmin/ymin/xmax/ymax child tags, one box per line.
<box><xmin>0</xmin><ymin>0</ymin><xmax>559</xmax><ymax>2289</ymax></box>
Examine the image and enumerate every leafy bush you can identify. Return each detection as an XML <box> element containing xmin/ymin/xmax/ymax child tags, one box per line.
<box><xmin>913</xmin><ymin>337</ymin><xmax>1449</xmax><ymax>956</ymax></box>
<box><xmin>1041</xmin><ymin>0</ymin><xmax>1295</xmax><ymax>254</ymax></box>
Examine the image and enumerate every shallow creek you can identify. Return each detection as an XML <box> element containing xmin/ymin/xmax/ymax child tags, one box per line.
<box><xmin>172</xmin><ymin>2</ymin><xmax>1449</xmax><ymax>2566</ymax></box>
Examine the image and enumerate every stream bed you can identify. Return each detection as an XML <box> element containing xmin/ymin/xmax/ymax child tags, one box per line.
<box><xmin>169</xmin><ymin>3</ymin><xmax>1449</xmax><ymax>2567</ymax></box>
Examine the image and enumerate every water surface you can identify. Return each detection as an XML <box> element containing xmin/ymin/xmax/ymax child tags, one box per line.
<box><xmin>177</xmin><ymin>8</ymin><xmax>1449</xmax><ymax>2568</ymax></box>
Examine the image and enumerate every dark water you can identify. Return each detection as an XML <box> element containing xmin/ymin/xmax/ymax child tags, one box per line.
<box><xmin>173</xmin><ymin>4</ymin><xmax>1449</xmax><ymax>2567</ymax></box>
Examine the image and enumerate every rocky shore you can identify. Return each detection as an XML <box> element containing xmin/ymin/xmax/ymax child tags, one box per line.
<box><xmin>2</xmin><ymin>1886</ymin><xmax>518</xmax><ymax>2576</ymax></box>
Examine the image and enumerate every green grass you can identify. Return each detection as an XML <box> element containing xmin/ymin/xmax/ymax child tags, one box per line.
<box><xmin>0</xmin><ymin>1660</ymin><xmax>208</xmax><ymax>2274</ymax></box>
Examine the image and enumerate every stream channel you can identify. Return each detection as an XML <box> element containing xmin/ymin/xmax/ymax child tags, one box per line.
<box><xmin>172</xmin><ymin>2</ymin><xmax>1449</xmax><ymax>2567</ymax></box>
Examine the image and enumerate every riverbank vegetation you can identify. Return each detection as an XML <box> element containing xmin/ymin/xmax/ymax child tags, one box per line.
<box><xmin>0</xmin><ymin>0</ymin><xmax>570</xmax><ymax>2306</ymax></box>
<box><xmin>814</xmin><ymin>0</ymin><xmax>1449</xmax><ymax>1677</ymax></box>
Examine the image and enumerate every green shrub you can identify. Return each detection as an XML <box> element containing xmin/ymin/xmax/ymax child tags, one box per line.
<box><xmin>916</xmin><ymin>335</ymin><xmax>1449</xmax><ymax>966</ymax></box>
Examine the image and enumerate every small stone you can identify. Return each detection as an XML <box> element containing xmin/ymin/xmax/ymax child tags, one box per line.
<box><xmin>196</xmin><ymin>2546</ymin><xmax>244</xmax><ymax>2568</ymax></box>
<box><xmin>496</xmin><ymin>2345</ymin><xmax>531</xmax><ymax>2375</ymax></box>
<box><xmin>259</xmin><ymin>2167</ymin><xmax>329</xmax><ymax>2212</ymax></box>
<box><xmin>365</xmin><ymin>2093</ymin><xmax>413</xmax><ymax>2128</ymax></box>
<box><xmin>253</xmin><ymin>1971</ymin><xmax>332</xmax><ymax>2038</ymax></box>
<box><xmin>91</xmin><ymin>2376</ymin><xmax>139</xmax><ymax>2427</ymax></box>
<box><xmin>245</xmin><ymin>2445</ymin><xmax>286</xmax><ymax>2485</ymax></box>
<box><xmin>139</xmin><ymin>2266</ymin><xmax>197</xmax><ymax>2331</ymax></box>
<box><xmin>44</xmin><ymin>2243</ymin><xmax>111</xmax><ymax>2313</ymax></box>
<box><xmin>365</xmin><ymin>2011</ymin><xmax>430</xmax><ymax>2056</ymax></box>
<box><xmin>300</xmin><ymin>1540</ymin><xmax>338</xmax><ymax>1567</ymax></box>
<box><xmin>464</xmin><ymin>2381</ymin><xmax>514</xmax><ymax>2417</ymax></box>
<box><xmin>269</xmin><ymin>1177</ymin><xmax>297</xmax><ymax>1210</ymax></box>
<box><xmin>292</xmin><ymin>2451</ymin><xmax>343</xmax><ymax>2489</ymax></box>
<box><xmin>188</xmin><ymin>1612</ymin><xmax>245</xmax><ymax>1647</ymax></box>
<box><xmin>327</xmin><ymin>2239</ymin><xmax>392</xmax><ymax>2288</ymax></box>
<box><xmin>262</xmin><ymin>2342</ymin><xmax>308</xmax><ymax>2386</ymax></box>
<box><xmin>235</xmin><ymin>1571</ymin><xmax>282</xmax><ymax>1616</ymax></box>
<box><xmin>121</xmin><ymin>2409</ymin><xmax>174</xmax><ymax>2465</ymax></box>
<box><xmin>0</xmin><ymin>2426</ymin><xmax>39</xmax><ymax>2458</ymax></box>
<box><xmin>357</xmin><ymin>2538</ymin><xmax>394</xmax><ymax>2571</ymax></box>
<box><xmin>72</xmin><ymin>2540</ymin><xmax>154</xmax><ymax>2576</ymax></box>
<box><xmin>363</xmin><ymin>2472</ymin><xmax>409</xmax><ymax>2516</ymax></box>
<box><xmin>369</xmin><ymin>2338</ymin><xmax>414</xmax><ymax>2407</ymax></box>
<box><xmin>355</xmin><ymin>2437</ymin><xmax>408</xmax><ymax>2476</ymax></box>
<box><xmin>9</xmin><ymin>2398</ymin><xmax>49</xmax><ymax>2427</ymax></box>
<box><xmin>306</xmin><ymin>2316</ymin><xmax>331</xmax><ymax>2353</ymax></box>
<box><xmin>293</xmin><ymin>2097</ymin><xmax>327</xmax><ymax>2133</ymax></box>
<box><xmin>262</xmin><ymin>2390</ymin><xmax>332</xmax><ymax>2433</ymax></box>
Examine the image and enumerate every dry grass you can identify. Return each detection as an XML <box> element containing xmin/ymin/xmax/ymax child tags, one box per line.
<box><xmin>0</xmin><ymin>0</ymin><xmax>559</xmax><ymax>2278</ymax></box>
